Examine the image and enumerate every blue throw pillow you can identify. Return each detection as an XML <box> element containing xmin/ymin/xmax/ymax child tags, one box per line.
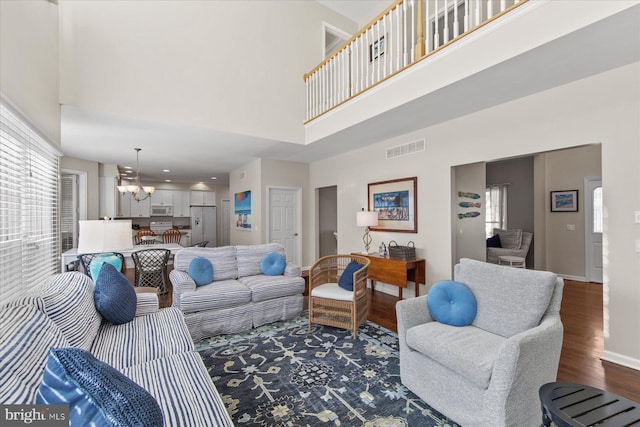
<box><xmin>94</xmin><ymin>262</ymin><xmax>137</xmax><ymax>325</ymax></box>
<box><xmin>37</xmin><ymin>347</ymin><xmax>163</xmax><ymax>427</ymax></box>
<box><xmin>189</xmin><ymin>257</ymin><xmax>213</xmax><ymax>286</ymax></box>
<box><xmin>260</xmin><ymin>252</ymin><xmax>286</xmax><ymax>276</ymax></box>
<box><xmin>338</xmin><ymin>260</ymin><xmax>364</xmax><ymax>291</ymax></box>
<box><xmin>89</xmin><ymin>253</ymin><xmax>122</xmax><ymax>281</ymax></box>
<box><xmin>427</xmin><ymin>280</ymin><xmax>477</xmax><ymax>327</ymax></box>
<box><xmin>486</xmin><ymin>234</ymin><xmax>502</xmax><ymax>248</ymax></box>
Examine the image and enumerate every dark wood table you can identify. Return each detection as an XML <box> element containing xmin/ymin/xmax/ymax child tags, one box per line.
<box><xmin>352</xmin><ymin>253</ymin><xmax>425</xmax><ymax>299</ymax></box>
<box><xmin>539</xmin><ymin>382</ymin><xmax>640</xmax><ymax>427</ymax></box>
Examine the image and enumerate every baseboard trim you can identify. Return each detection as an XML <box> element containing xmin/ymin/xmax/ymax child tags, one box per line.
<box><xmin>558</xmin><ymin>274</ymin><xmax>587</xmax><ymax>282</ymax></box>
<box><xmin>601</xmin><ymin>350</ymin><xmax>640</xmax><ymax>371</ymax></box>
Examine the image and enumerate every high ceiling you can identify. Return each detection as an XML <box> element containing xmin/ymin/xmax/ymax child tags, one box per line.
<box><xmin>60</xmin><ymin>2</ymin><xmax>640</xmax><ymax>186</ymax></box>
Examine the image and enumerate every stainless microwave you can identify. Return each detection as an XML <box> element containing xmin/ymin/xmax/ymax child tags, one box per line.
<box><xmin>151</xmin><ymin>205</ymin><xmax>173</xmax><ymax>216</ymax></box>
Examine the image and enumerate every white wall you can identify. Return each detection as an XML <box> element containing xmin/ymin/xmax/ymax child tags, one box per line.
<box><xmin>0</xmin><ymin>0</ymin><xmax>60</xmax><ymax>145</ymax></box>
<box><xmin>61</xmin><ymin>156</ymin><xmax>100</xmax><ymax>220</ymax></box>
<box><xmin>453</xmin><ymin>162</ymin><xmax>486</xmax><ymax>264</ymax></box>
<box><xmin>309</xmin><ymin>63</ymin><xmax>640</xmax><ymax>369</ymax></box>
<box><xmin>58</xmin><ymin>0</ymin><xmax>357</xmax><ymax>144</ymax></box>
<box><xmin>229</xmin><ymin>159</ymin><xmax>262</xmax><ymax>246</ymax></box>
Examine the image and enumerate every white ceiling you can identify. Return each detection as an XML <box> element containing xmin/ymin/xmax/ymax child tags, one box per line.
<box><xmin>60</xmin><ymin>3</ymin><xmax>640</xmax><ymax>186</ymax></box>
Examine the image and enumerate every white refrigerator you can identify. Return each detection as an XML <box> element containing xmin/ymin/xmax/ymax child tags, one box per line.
<box><xmin>190</xmin><ymin>206</ymin><xmax>217</xmax><ymax>247</ymax></box>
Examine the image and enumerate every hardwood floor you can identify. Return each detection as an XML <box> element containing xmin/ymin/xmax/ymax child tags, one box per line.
<box><xmin>367</xmin><ymin>279</ymin><xmax>640</xmax><ymax>403</ymax></box>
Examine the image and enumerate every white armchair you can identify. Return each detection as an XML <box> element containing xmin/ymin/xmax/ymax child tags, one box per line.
<box><xmin>487</xmin><ymin>230</ymin><xmax>533</xmax><ymax>265</ymax></box>
<box><xmin>396</xmin><ymin>258</ymin><xmax>564</xmax><ymax>426</ymax></box>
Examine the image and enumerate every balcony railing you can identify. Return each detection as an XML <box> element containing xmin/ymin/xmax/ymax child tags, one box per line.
<box><xmin>304</xmin><ymin>0</ymin><xmax>528</xmax><ymax>123</ymax></box>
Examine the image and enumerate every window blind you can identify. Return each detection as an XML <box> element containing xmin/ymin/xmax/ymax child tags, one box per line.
<box><xmin>0</xmin><ymin>100</ymin><xmax>60</xmax><ymax>302</ymax></box>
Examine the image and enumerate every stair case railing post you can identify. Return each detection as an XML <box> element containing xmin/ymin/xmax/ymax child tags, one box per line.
<box><xmin>415</xmin><ymin>0</ymin><xmax>425</xmax><ymax>59</ymax></box>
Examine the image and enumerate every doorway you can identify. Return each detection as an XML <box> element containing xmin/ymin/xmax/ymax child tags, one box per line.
<box><xmin>585</xmin><ymin>177</ymin><xmax>603</xmax><ymax>283</ymax></box>
<box><xmin>318</xmin><ymin>186</ymin><xmax>338</xmax><ymax>258</ymax></box>
<box><xmin>267</xmin><ymin>187</ymin><xmax>302</xmax><ymax>267</ymax></box>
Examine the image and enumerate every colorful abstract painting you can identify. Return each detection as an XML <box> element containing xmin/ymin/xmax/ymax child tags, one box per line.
<box><xmin>234</xmin><ymin>190</ymin><xmax>252</xmax><ymax>230</ymax></box>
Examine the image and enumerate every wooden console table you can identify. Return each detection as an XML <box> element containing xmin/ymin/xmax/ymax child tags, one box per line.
<box><xmin>352</xmin><ymin>253</ymin><xmax>426</xmax><ymax>299</ymax></box>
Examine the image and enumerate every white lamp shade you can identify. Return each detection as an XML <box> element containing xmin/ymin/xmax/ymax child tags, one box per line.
<box><xmin>77</xmin><ymin>220</ymin><xmax>134</xmax><ymax>254</ymax></box>
<box><xmin>356</xmin><ymin>211</ymin><xmax>379</xmax><ymax>227</ymax></box>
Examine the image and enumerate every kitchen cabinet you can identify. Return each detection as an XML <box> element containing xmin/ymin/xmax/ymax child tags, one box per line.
<box><xmin>130</xmin><ymin>193</ymin><xmax>151</xmax><ymax>217</ymax></box>
<box><xmin>190</xmin><ymin>191</ymin><xmax>216</xmax><ymax>206</ymax></box>
<box><xmin>173</xmin><ymin>191</ymin><xmax>191</xmax><ymax>217</ymax></box>
<box><xmin>116</xmin><ymin>192</ymin><xmax>131</xmax><ymax>218</ymax></box>
<box><xmin>153</xmin><ymin>190</ymin><xmax>173</xmax><ymax>206</ymax></box>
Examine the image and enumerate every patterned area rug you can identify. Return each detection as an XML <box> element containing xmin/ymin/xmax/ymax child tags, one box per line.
<box><xmin>196</xmin><ymin>314</ymin><xmax>459</xmax><ymax>427</ymax></box>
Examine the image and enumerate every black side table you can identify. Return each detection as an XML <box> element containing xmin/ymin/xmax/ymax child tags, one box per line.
<box><xmin>539</xmin><ymin>382</ymin><xmax>640</xmax><ymax>427</ymax></box>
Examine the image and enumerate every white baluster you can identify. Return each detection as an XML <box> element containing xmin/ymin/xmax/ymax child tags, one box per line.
<box><xmin>443</xmin><ymin>0</ymin><xmax>449</xmax><ymax>44</ymax></box>
<box><xmin>424</xmin><ymin>0</ymin><xmax>430</xmax><ymax>54</ymax></box>
<box><xmin>434</xmin><ymin>0</ymin><xmax>440</xmax><ymax>49</ymax></box>
<box><xmin>464</xmin><ymin>0</ymin><xmax>469</xmax><ymax>32</ymax></box>
<box><xmin>475</xmin><ymin>0</ymin><xmax>481</xmax><ymax>28</ymax></box>
<box><xmin>396</xmin><ymin>5</ymin><xmax>401</xmax><ymax>70</ymax></box>
<box><xmin>500</xmin><ymin>0</ymin><xmax>506</xmax><ymax>13</ymax></box>
<box><xmin>410</xmin><ymin>0</ymin><xmax>415</xmax><ymax>62</ymax></box>
<box><xmin>453</xmin><ymin>0</ymin><xmax>459</xmax><ymax>38</ymax></box>
<box><xmin>487</xmin><ymin>0</ymin><xmax>493</xmax><ymax>18</ymax></box>
<box><xmin>383</xmin><ymin>14</ymin><xmax>388</xmax><ymax>78</ymax></box>
<box><xmin>403</xmin><ymin>0</ymin><xmax>408</xmax><ymax>65</ymax></box>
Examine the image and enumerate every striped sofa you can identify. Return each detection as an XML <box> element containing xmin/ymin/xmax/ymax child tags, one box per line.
<box><xmin>170</xmin><ymin>243</ymin><xmax>305</xmax><ymax>341</ymax></box>
<box><xmin>0</xmin><ymin>272</ymin><xmax>232</xmax><ymax>426</ymax></box>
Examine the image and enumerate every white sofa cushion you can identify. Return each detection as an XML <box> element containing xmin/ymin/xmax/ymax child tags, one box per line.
<box><xmin>179</xmin><ymin>279</ymin><xmax>251</xmax><ymax>313</ymax></box>
<box><xmin>455</xmin><ymin>258</ymin><xmax>557</xmax><ymax>337</ymax></box>
<box><xmin>310</xmin><ymin>283</ymin><xmax>353</xmax><ymax>301</ymax></box>
<box><xmin>41</xmin><ymin>272</ymin><xmax>102</xmax><ymax>350</ymax></box>
<box><xmin>0</xmin><ymin>303</ymin><xmax>69</xmax><ymax>404</ymax></box>
<box><xmin>90</xmin><ymin>307</ymin><xmax>193</xmax><ymax>371</ymax></box>
<box><xmin>122</xmin><ymin>351</ymin><xmax>233</xmax><ymax>427</ymax></box>
<box><xmin>238</xmin><ymin>275</ymin><xmax>305</xmax><ymax>303</ymax></box>
<box><xmin>236</xmin><ymin>243</ymin><xmax>286</xmax><ymax>278</ymax></box>
<box><xmin>174</xmin><ymin>246</ymin><xmax>238</xmax><ymax>282</ymax></box>
<box><xmin>406</xmin><ymin>321</ymin><xmax>505</xmax><ymax>389</ymax></box>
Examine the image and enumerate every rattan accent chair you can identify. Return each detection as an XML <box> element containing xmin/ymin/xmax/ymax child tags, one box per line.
<box><xmin>308</xmin><ymin>254</ymin><xmax>371</xmax><ymax>339</ymax></box>
<box><xmin>135</xmin><ymin>229</ymin><xmax>157</xmax><ymax>245</ymax></box>
<box><xmin>162</xmin><ymin>228</ymin><xmax>182</xmax><ymax>244</ymax></box>
<box><xmin>131</xmin><ymin>248</ymin><xmax>170</xmax><ymax>294</ymax></box>
<box><xmin>77</xmin><ymin>252</ymin><xmax>127</xmax><ymax>279</ymax></box>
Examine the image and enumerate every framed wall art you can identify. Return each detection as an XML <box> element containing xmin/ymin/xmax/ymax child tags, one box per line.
<box><xmin>234</xmin><ymin>190</ymin><xmax>252</xmax><ymax>230</ymax></box>
<box><xmin>368</xmin><ymin>177</ymin><xmax>417</xmax><ymax>233</ymax></box>
<box><xmin>550</xmin><ymin>190</ymin><xmax>578</xmax><ymax>212</ymax></box>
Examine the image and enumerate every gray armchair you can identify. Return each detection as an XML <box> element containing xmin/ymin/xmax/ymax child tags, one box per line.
<box><xmin>396</xmin><ymin>258</ymin><xmax>564</xmax><ymax>427</ymax></box>
<box><xmin>487</xmin><ymin>230</ymin><xmax>533</xmax><ymax>265</ymax></box>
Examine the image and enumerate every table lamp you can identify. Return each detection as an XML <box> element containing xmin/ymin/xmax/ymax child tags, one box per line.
<box><xmin>356</xmin><ymin>210</ymin><xmax>379</xmax><ymax>254</ymax></box>
<box><xmin>78</xmin><ymin>220</ymin><xmax>133</xmax><ymax>278</ymax></box>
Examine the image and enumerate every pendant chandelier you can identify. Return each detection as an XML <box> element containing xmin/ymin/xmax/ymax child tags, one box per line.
<box><xmin>117</xmin><ymin>148</ymin><xmax>155</xmax><ymax>202</ymax></box>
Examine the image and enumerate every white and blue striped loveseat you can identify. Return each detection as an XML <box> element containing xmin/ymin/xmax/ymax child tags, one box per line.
<box><xmin>170</xmin><ymin>243</ymin><xmax>305</xmax><ymax>341</ymax></box>
<box><xmin>0</xmin><ymin>272</ymin><xmax>233</xmax><ymax>426</ymax></box>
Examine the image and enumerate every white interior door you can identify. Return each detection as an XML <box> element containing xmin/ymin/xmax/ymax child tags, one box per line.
<box><xmin>268</xmin><ymin>187</ymin><xmax>301</xmax><ymax>266</ymax></box>
<box><xmin>585</xmin><ymin>177</ymin><xmax>603</xmax><ymax>283</ymax></box>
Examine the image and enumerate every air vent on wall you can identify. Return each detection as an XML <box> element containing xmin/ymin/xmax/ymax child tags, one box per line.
<box><xmin>239</xmin><ymin>171</ymin><xmax>246</xmax><ymax>180</ymax></box>
<box><xmin>386</xmin><ymin>139</ymin><xmax>425</xmax><ymax>159</ymax></box>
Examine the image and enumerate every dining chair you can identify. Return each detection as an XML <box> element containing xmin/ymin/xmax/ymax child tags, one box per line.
<box><xmin>131</xmin><ymin>249</ymin><xmax>171</xmax><ymax>294</ymax></box>
<box><xmin>77</xmin><ymin>252</ymin><xmax>126</xmax><ymax>280</ymax></box>
<box><xmin>308</xmin><ymin>254</ymin><xmax>370</xmax><ymax>339</ymax></box>
<box><xmin>135</xmin><ymin>229</ymin><xmax>157</xmax><ymax>245</ymax></box>
<box><xmin>162</xmin><ymin>229</ymin><xmax>182</xmax><ymax>244</ymax></box>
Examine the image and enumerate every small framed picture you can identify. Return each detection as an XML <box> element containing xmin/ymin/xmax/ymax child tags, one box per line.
<box><xmin>550</xmin><ymin>190</ymin><xmax>578</xmax><ymax>212</ymax></box>
<box><xmin>369</xmin><ymin>35</ymin><xmax>385</xmax><ymax>62</ymax></box>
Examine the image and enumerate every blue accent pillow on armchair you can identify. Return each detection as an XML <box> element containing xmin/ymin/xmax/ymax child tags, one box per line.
<box><xmin>94</xmin><ymin>262</ymin><xmax>137</xmax><ymax>325</ymax></box>
<box><xmin>486</xmin><ymin>234</ymin><xmax>502</xmax><ymax>248</ymax></box>
<box><xmin>338</xmin><ymin>260</ymin><xmax>364</xmax><ymax>291</ymax></box>
<box><xmin>189</xmin><ymin>257</ymin><xmax>214</xmax><ymax>286</ymax></box>
<box><xmin>427</xmin><ymin>280</ymin><xmax>477</xmax><ymax>327</ymax></box>
<box><xmin>260</xmin><ymin>252</ymin><xmax>286</xmax><ymax>276</ymax></box>
<box><xmin>37</xmin><ymin>347</ymin><xmax>163</xmax><ymax>427</ymax></box>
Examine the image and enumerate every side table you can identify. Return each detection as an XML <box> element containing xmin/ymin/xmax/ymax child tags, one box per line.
<box><xmin>539</xmin><ymin>382</ymin><xmax>640</xmax><ymax>427</ymax></box>
<box><xmin>498</xmin><ymin>255</ymin><xmax>526</xmax><ymax>268</ymax></box>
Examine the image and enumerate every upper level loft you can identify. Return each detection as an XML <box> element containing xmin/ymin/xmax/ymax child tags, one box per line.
<box><xmin>305</xmin><ymin>0</ymin><xmax>527</xmax><ymax>123</ymax></box>
<box><xmin>301</xmin><ymin>0</ymin><xmax>639</xmax><ymax>150</ymax></box>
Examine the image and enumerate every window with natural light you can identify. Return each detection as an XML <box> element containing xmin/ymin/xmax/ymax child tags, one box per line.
<box><xmin>0</xmin><ymin>100</ymin><xmax>60</xmax><ymax>301</ymax></box>
<box><xmin>486</xmin><ymin>184</ymin><xmax>508</xmax><ymax>237</ymax></box>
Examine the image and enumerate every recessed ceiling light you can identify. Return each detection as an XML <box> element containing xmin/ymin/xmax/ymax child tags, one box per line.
<box><xmin>162</xmin><ymin>169</ymin><xmax>170</xmax><ymax>173</ymax></box>
<box><xmin>124</xmin><ymin>166</ymin><xmax>132</xmax><ymax>170</ymax></box>
<box><xmin>164</xmin><ymin>179</ymin><xmax>171</xmax><ymax>182</ymax></box>
<box><xmin>210</xmin><ymin>177</ymin><xmax>217</xmax><ymax>180</ymax></box>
